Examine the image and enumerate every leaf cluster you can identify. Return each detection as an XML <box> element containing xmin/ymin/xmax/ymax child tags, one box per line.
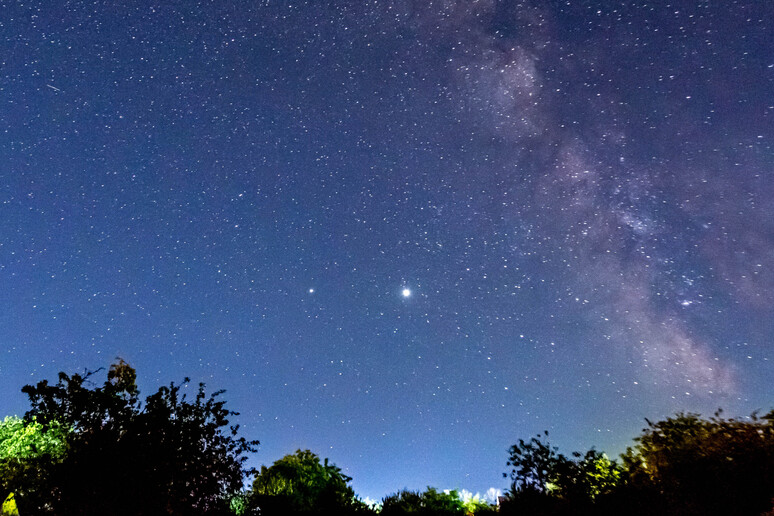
<box><xmin>381</xmin><ymin>487</ymin><xmax>467</xmax><ymax>516</ymax></box>
<box><xmin>502</xmin><ymin>431</ymin><xmax>622</xmax><ymax>515</ymax></box>
<box><xmin>0</xmin><ymin>417</ymin><xmax>69</xmax><ymax>513</ymax></box>
<box><xmin>620</xmin><ymin>410</ymin><xmax>774</xmax><ymax>515</ymax></box>
<box><xmin>2</xmin><ymin>360</ymin><xmax>258</xmax><ymax>515</ymax></box>
<box><xmin>247</xmin><ymin>449</ymin><xmax>370</xmax><ymax>515</ymax></box>
<box><xmin>503</xmin><ymin>410</ymin><xmax>774</xmax><ymax>515</ymax></box>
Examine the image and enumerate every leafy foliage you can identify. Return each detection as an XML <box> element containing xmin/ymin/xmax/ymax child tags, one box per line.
<box><xmin>8</xmin><ymin>360</ymin><xmax>259</xmax><ymax>515</ymax></box>
<box><xmin>5</xmin><ymin>362</ymin><xmax>774</xmax><ymax>516</ymax></box>
<box><xmin>248</xmin><ymin>449</ymin><xmax>372</xmax><ymax>515</ymax></box>
<box><xmin>458</xmin><ymin>490</ymin><xmax>498</xmax><ymax>515</ymax></box>
<box><xmin>502</xmin><ymin>432</ymin><xmax>623</xmax><ymax>514</ymax></box>
<box><xmin>0</xmin><ymin>416</ymin><xmax>69</xmax><ymax>514</ymax></box>
<box><xmin>619</xmin><ymin>410</ymin><xmax>774</xmax><ymax>515</ymax></box>
<box><xmin>504</xmin><ymin>431</ymin><xmax>560</xmax><ymax>496</ymax></box>
<box><xmin>0</xmin><ymin>416</ymin><xmax>69</xmax><ymax>461</ymax></box>
<box><xmin>553</xmin><ymin>449</ymin><xmax>621</xmax><ymax>501</ymax></box>
<box><xmin>1</xmin><ymin>493</ymin><xmax>19</xmax><ymax>516</ymax></box>
<box><xmin>381</xmin><ymin>487</ymin><xmax>467</xmax><ymax>515</ymax></box>
<box><xmin>504</xmin><ymin>410</ymin><xmax>774</xmax><ymax>515</ymax></box>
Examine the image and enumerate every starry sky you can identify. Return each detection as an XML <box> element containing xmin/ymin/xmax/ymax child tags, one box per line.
<box><xmin>2</xmin><ymin>0</ymin><xmax>773</xmax><ymax>502</ymax></box>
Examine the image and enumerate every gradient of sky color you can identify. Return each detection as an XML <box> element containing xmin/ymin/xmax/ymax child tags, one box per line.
<box><xmin>2</xmin><ymin>0</ymin><xmax>773</xmax><ymax>501</ymax></box>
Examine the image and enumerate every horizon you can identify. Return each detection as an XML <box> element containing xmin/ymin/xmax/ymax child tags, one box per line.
<box><xmin>2</xmin><ymin>0</ymin><xmax>772</xmax><ymax>503</ymax></box>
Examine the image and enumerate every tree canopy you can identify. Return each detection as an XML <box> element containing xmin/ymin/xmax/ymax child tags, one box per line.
<box><xmin>380</xmin><ymin>487</ymin><xmax>467</xmax><ymax>516</ymax></box>
<box><xmin>501</xmin><ymin>431</ymin><xmax>621</xmax><ymax>514</ymax></box>
<box><xmin>4</xmin><ymin>361</ymin><xmax>774</xmax><ymax>515</ymax></box>
<box><xmin>0</xmin><ymin>416</ymin><xmax>69</xmax><ymax>514</ymax></box>
<box><xmin>3</xmin><ymin>360</ymin><xmax>258</xmax><ymax>515</ymax></box>
<box><xmin>248</xmin><ymin>449</ymin><xmax>371</xmax><ymax>515</ymax></box>
<box><xmin>619</xmin><ymin>410</ymin><xmax>774</xmax><ymax>515</ymax></box>
<box><xmin>502</xmin><ymin>411</ymin><xmax>774</xmax><ymax>515</ymax></box>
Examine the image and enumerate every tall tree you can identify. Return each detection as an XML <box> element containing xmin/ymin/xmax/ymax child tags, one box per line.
<box><xmin>15</xmin><ymin>360</ymin><xmax>259</xmax><ymax>515</ymax></box>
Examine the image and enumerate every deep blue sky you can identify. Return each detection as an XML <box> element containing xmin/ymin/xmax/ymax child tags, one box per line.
<box><xmin>2</xmin><ymin>0</ymin><xmax>773</xmax><ymax>501</ymax></box>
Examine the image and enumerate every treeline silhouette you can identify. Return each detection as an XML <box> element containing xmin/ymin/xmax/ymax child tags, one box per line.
<box><xmin>1</xmin><ymin>361</ymin><xmax>773</xmax><ymax>515</ymax></box>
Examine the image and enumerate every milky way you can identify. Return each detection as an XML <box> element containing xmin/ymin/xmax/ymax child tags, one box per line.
<box><xmin>2</xmin><ymin>0</ymin><xmax>772</xmax><ymax>500</ymax></box>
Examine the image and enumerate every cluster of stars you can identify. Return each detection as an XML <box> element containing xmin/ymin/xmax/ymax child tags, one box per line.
<box><xmin>1</xmin><ymin>0</ymin><xmax>772</xmax><ymax>503</ymax></box>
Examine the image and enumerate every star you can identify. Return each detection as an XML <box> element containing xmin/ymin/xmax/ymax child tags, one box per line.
<box><xmin>2</xmin><ymin>0</ymin><xmax>771</xmax><ymax>505</ymax></box>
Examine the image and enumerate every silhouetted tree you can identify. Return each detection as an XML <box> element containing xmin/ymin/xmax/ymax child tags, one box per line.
<box><xmin>502</xmin><ymin>410</ymin><xmax>774</xmax><ymax>515</ymax></box>
<box><xmin>247</xmin><ymin>449</ymin><xmax>372</xmax><ymax>515</ymax></box>
<box><xmin>501</xmin><ymin>431</ymin><xmax>564</xmax><ymax>514</ymax></box>
<box><xmin>380</xmin><ymin>487</ymin><xmax>466</xmax><ymax>515</ymax></box>
<box><xmin>619</xmin><ymin>410</ymin><xmax>774</xmax><ymax>515</ymax></box>
<box><xmin>504</xmin><ymin>431</ymin><xmax>561</xmax><ymax>495</ymax></box>
<box><xmin>13</xmin><ymin>360</ymin><xmax>259</xmax><ymax>515</ymax></box>
<box><xmin>554</xmin><ymin>449</ymin><xmax>622</xmax><ymax>502</ymax></box>
<box><xmin>501</xmin><ymin>432</ymin><xmax>623</xmax><ymax>515</ymax></box>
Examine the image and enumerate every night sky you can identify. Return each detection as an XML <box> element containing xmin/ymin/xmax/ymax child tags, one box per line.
<box><xmin>2</xmin><ymin>0</ymin><xmax>773</xmax><ymax>502</ymax></box>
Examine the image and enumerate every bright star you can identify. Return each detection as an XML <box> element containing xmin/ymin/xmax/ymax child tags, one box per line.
<box><xmin>401</xmin><ymin>288</ymin><xmax>411</xmax><ymax>298</ymax></box>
